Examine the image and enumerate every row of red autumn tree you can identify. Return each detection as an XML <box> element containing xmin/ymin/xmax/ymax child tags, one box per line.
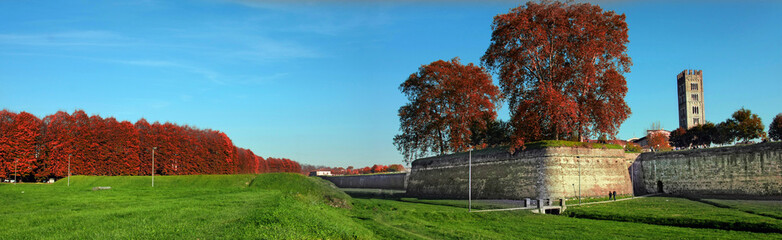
<box><xmin>301</xmin><ymin>164</ymin><xmax>405</xmax><ymax>175</ymax></box>
<box><xmin>0</xmin><ymin>110</ymin><xmax>300</xmax><ymax>182</ymax></box>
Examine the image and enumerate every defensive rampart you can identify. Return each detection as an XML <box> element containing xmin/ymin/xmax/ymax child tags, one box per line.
<box><xmin>320</xmin><ymin>173</ymin><xmax>407</xmax><ymax>190</ymax></box>
<box><xmin>407</xmin><ymin>147</ymin><xmax>635</xmax><ymax>199</ymax></box>
<box><xmin>633</xmin><ymin>142</ymin><xmax>782</xmax><ymax>198</ymax></box>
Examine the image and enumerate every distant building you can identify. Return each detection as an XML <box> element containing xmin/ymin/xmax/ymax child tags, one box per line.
<box><xmin>632</xmin><ymin>129</ymin><xmax>671</xmax><ymax>149</ymax></box>
<box><xmin>308</xmin><ymin>170</ymin><xmax>332</xmax><ymax>176</ymax></box>
<box><xmin>677</xmin><ymin>69</ymin><xmax>705</xmax><ymax>129</ymax></box>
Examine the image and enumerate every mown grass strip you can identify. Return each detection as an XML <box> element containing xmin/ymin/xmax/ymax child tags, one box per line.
<box><xmin>567</xmin><ymin>197</ymin><xmax>782</xmax><ymax>233</ymax></box>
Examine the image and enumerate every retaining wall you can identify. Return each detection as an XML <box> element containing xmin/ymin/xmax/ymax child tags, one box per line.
<box><xmin>407</xmin><ymin>147</ymin><xmax>635</xmax><ymax>199</ymax></box>
<box><xmin>633</xmin><ymin>142</ymin><xmax>782</xmax><ymax>198</ymax></box>
<box><xmin>319</xmin><ymin>173</ymin><xmax>407</xmax><ymax>190</ymax></box>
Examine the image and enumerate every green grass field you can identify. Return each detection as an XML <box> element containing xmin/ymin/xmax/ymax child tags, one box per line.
<box><xmin>2</xmin><ymin>174</ymin><xmax>781</xmax><ymax>239</ymax></box>
<box><xmin>702</xmin><ymin>199</ymin><xmax>782</xmax><ymax>219</ymax></box>
<box><xmin>567</xmin><ymin>197</ymin><xmax>782</xmax><ymax>233</ymax></box>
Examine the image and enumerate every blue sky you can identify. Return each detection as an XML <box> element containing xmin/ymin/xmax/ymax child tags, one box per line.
<box><xmin>1</xmin><ymin>1</ymin><xmax>780</xmax><ymax>167</ymax></box>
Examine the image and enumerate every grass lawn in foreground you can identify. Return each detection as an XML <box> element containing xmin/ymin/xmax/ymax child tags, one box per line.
<box><xmin>350</xmin><ymin>197</ymin><xmax>780</xmax><ymax>239</ymax></box>
<box><xmin>0</xmin><ymin>174</ymin><xmax>371</xmax><ymax>239</ymax></box>
<box><xmin>567</xmin><ymin>196</ymin><xmax>782</xmax><ymax>233</ymax></box>
<box><xmin>2</xmin><ymin>174</ymin><xmax>782</xmax><ymax>239</ymax></box>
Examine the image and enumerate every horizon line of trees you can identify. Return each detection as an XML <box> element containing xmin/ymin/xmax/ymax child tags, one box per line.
<box><xmin>669</xmin><ymin>108</ymin><xmax>775</xmax><ymax>149</ymax></box>
<box><xmin>301</xmin><ymin>164</ymin><xmax>405</xmax><ymax>175</ymax></box>
<box><xmin>643</xmin><ymin>108</ymin><xmax>781</xmax><ymax>151</ymax></box>
<box><xmin>0</xmin><ymin>109</ymin><xmax>301</xmax><ymax>182</ymax></box>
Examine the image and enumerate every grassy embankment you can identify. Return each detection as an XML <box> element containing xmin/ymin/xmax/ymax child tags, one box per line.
<box><xmin>3</xmin><ymin>174</ymin><xmax>782</xmax><ymax>239</ymax></box>
<box><xmin>0</xmin><ymin>174</ymin><xmax>370</xmax><ymax>239</ymax></box>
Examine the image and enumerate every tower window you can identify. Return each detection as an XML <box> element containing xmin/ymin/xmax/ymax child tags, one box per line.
<box><xmin>691</xmin><ymin>94</ymin><xmax>698</xmax><ymax>101</ymax></box>
<box><xmin>694</xmin><ymin>118</ymin><xmax>700</xmax><ymax>124</ymax></box>
<box><xmin>691</xmin><ymin>83</ymin><xmax>698</xmax><ymax>90</ymax></box>
<box><xmin>692</xmin><ymin>106</ymin><xmax>699</xmax><ymax>114</ymax></box>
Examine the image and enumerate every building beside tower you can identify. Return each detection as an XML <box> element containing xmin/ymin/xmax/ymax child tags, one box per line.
<box><xmin>677</xmin><ymin>69</ymin><xmax>705</xmax><ymax>129</ymax></box>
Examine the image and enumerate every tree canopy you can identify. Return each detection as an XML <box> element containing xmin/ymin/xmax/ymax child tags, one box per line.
<box><xmin>481</xmin><ymin>1</ymin><xmax>632</xmax><ymax>151</ymax></box>
<box><xmin>727</xmin><ymin>108</ymin><xmax>765</xmax><ymax>143</ymax></box>
<box><xmin>769</xmin><ymin>114</ymin><xmax>782</xmax><ymax>141</ymax></box>
<box><xmin>0</xmin><ymin>110</ymin><xmax>300</xmax><ymax>181</ymax></box>
<box><xmin>647</xmin><ymin>132</ymin><xmax>672</xmax><ymax>151</ymax></box>
<box><xmin>394</xmin><ymin>58</ymin><xmax>501</xmax><ymax>163</ymax></box>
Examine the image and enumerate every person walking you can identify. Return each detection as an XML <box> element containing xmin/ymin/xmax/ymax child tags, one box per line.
<box><xmin>613</xmin><ymin>191</ymin><xmax>617</xmax><ymax>201</ymax></box>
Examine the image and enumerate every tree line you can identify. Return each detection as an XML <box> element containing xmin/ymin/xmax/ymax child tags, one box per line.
<box><xmin>668</xmin><ymin>109</ymin><xmax>781</xmax><ymax>149</ymax></box>
<box><xmin>301</xmin><ymin>164</ymin><xmax>405</xmax><ymax>175</ymax></box>
<box><xmin>0</xmin><ymin>110</ymin><xmax>301</xmax><ymax>182</ymax></box>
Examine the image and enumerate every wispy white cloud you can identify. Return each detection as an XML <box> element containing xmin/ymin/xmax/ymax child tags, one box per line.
<box><xmin>0</xmin><ymin>31</ymin><xmax>136</xmax><ymax>47</ymax></box>
<box><xmin>231</xmin><ymin>37</ymin><xmax>321</xmax><ymax>60</ymax></box>
<box><xmin>112</xmin><ymin>59</ymin><xmax>225</xmax><ymax>85</ymax></box>
<box><xmin>235</xmin><ymin>72</ymin><xmax>289</xmax><ymax>85</ymax></box>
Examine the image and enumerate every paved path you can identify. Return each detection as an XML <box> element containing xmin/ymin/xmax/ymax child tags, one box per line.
<box><xmin>575</xmin><ymin>194</ymin><xmax>660</xmax><ymax>206</ymax></box>
<box><xmin>470</xmin><ymin>206</ymin><xmax>536</xmax><ymax>213</ymax></box>
<box><xmin>470</xmin><ymin>194</ymin><xmax>661</xmax><ymax>213</ymax></box>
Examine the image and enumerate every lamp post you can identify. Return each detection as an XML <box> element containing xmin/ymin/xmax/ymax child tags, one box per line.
<box><xmin>152</xmin><ymin>147</ymin><xmax>157</xmax><ymax>187</ymax></box>
<box><xmin>14</xmin><ymin>159</ymin><xmax>18</xmax><ymax>185</ymax></box>
<box><xmin>68</xmin><ymin>154</ymin><xmax>72</xmax><ymax>187</ymax></box>
<box><xmin>468</xmin><ymin>148</ymin><xmax>472</xmax><ymax>212</ymax></box>
<box><xmin>577</xmin><ymin>156</ymin><xmax>581</xmax><ymax>205</ymax></box>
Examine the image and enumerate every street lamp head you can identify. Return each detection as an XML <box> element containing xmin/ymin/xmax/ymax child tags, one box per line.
<box><xmin>153</xmin><ymin>147</ymin><xmax>158</xmax><ymax>150</ymax></box>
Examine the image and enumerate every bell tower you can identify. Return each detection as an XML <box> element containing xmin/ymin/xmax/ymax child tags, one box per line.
<box><xmin>677</xmin><ymin>69</ymin><xmax>704</xmax><ymax>129</ymax></box>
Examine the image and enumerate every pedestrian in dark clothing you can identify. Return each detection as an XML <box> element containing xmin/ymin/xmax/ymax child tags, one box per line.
<box><xmin>613</xmin><ymin>191</ymin><xmax>617</xmax><ymax>201</ymax></box>
<box><xmin>608</xmin><ymin>191</ymin><xmax>612</xmax><ymax>201</ymax></box>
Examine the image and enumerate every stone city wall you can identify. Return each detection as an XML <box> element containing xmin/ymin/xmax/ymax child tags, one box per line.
<box><xmin>320</xmin><ymin>173</ymin><xmax>407</xmax><ymax>190</ymax></box>
<box><xmin>633</xmin><ymin>142</ymin><xmax>782</xmax><ymax>198</ymax></box>
<box><xmin>407</xmin><ymin>147</ymin><xmax>634</xmax><ymax>199</ymax></box>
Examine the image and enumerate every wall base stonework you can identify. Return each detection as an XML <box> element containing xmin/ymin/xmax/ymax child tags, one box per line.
<box><xmin>633</xmin><ymin>142</ymin><xmax>782</xmax><ymax>198</ymax></box>
<box><xmin>320</xmin><ymin>173</ymin><xmax>407</xmax><ymax>190</ymax></box>
<box><xmin>407</xmin><ymin>147</ymin><xmax>633</xmax><ymax>199</ymax></box>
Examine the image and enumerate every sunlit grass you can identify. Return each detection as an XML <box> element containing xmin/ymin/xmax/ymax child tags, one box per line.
<box><xmin>2</xmin><ymin>175</ymin><xmax>781</xmax><ymax>239</ymax></box>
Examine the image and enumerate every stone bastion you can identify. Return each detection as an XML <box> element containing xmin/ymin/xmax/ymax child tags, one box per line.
<box><xmin>406</xmin><ymin>147</ymin><xmax>638</xmax><ymax>200</ymax></box>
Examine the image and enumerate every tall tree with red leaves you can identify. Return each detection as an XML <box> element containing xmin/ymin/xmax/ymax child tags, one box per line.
<box><xmin>0</xmin><ymin>111</ymin><xmax>43</xmax><ymax>180</ymax></box>
<box><xmin>394</xmin><ymin>57</ymin><xmax>501</xmax><ymax>163</ymax></box>
<box><xmin>481</xmin><ymin>1</ymin><xmax>632</xmax><ymax>151</ymax></box>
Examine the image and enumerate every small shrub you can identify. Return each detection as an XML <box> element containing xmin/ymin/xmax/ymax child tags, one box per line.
<box><xmin>625</xmin><ymin>142</ymin><xmax>642</xmax><ymax>153</ymax></box>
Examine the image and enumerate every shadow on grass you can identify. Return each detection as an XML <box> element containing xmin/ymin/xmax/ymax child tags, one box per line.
<box><xmin>341</xmin><ymin>188</ymin><xmax>407</xmax><ymax>200</ymax></box>
<box><xmin>342</xmin><ymin>188</ymin><xmax>528</xmax><ymax>211</ymax></box>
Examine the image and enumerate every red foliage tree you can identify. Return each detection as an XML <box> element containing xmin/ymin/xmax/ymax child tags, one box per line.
<box><xmin>647</xmin><ymin>132</ymin><xmax>672</xmax><ymax>151</ymax></box>
<box><xmin>1</xmin><ymin>110</ymin><xmax>303</xmax><ymax>179</ymax></box>
<box><xmin>0</xmin><ymin>111</ymin><xmax>43</xmax><ymax>180</ymax></box>
<box><xmin>481</xmin><ymin>1</ymin><xmax>632</xmax><ymax>151</ymax></box>
<box><xmin>0</xmin><ymin>110</ymin><xmax>15</xmax><ymax>179</ymax></box>
<box><xmin>394</xmin><ymin>57</ymin><xmax>501</xmax><ymax>163</ymax></box>
<box><xmin>388</xmin><ymin>164</ymin><xmax>405</xmax><ymax>172</ymax></box>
